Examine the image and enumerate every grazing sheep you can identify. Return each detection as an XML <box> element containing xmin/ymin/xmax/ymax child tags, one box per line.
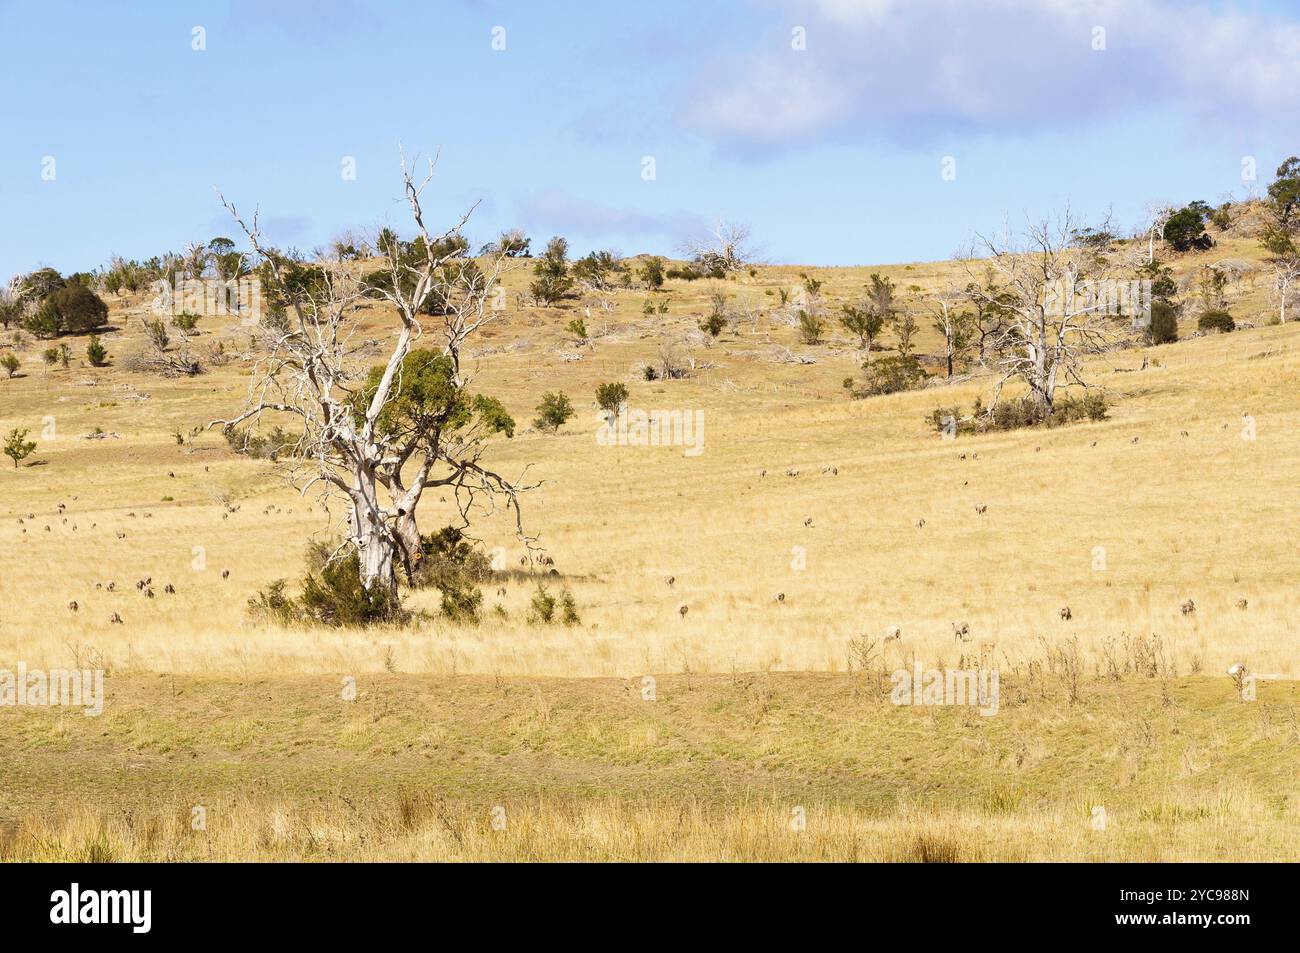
<box><xmin>775</xmin><ymin>593</ymin><xmax>785</xmax><ymax>603</ymax></box>
<box><xmin>106</xmin><ymin>582</ymin><xmax>116</xmax><ymax>592</ymax></box>
<box><xmin>884</xmin><ymin>626</ymin><xmax>901</xmax><ymax>641</ymax></box>
<box><xmin>952</xmin><ymin>621</ymin><xmax>970</xmax><ymax>642</ymax></box>
<box><xmin>222</xmin><ymin>569</ymin><xmax>231</xmax><ymax>579</ymax></box>
<box><xmin>116</xmin><ymin>532</ymin><xmax>126</xmax><ymax>539</ymax></box>
<box><xmin>109</xmin><ymin>612</ymin><xmax>123</xmax><ymax>624</ymax></box>
<box><xmin>1180</xmin><ymin>599</ymin><xmax>1195</xmax><ymax>616</ymax></box>
<box><xmin>975</xmin><ymin>504</ymin><xmax>987</xmax><ymax>515</ymax></box>
<box><xmin>666</xmin><ymin>576</ymin><xmax>675</xmax><ymax>587</ymax></box>
<box><xmin>1235</xmin><ymin>598</ymin><xmax>1248</xmax><ymax>610</ymax></box>
<box><xmin>678</xmin><ymin>604</ymin><xmax>689</xmax><ymax>618</ymax></box>
<box><xmin>916</xmin><ymin>519</ymin><xmax>926</xmax><ymax>528</ymax></box>
<box><xmin>786</xmin><ymin>468</ymin><xmax>799</xmax><ymax>477</ymax></box>
<box><xmin>164</xmin><ymin>584</ymin><xmax>176</xmax><ymax>594</ymax></box>
<box><xmin>803</xmin><ymin>517</ymin><xmax>814</xmax><ymax>527</ymax></box>
<box><xmin>67</xmin><ymin>601</ymin><xmax>78</xmax><ymax>612</ymax></box>
<box><xmin>144</xmin><ymin>588</ymin><xmax>155</xmax><ymax>599</ymax></box>
<box><xmin>1059</xmin><ymin>606</ymin><xmax>1072</xmax><ymax>621</ymax></box>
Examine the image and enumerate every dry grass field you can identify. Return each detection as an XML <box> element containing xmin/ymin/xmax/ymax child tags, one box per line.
<box><xmin>1</xmin><ymin>228</ymin><xmax>1297</xmax><ymax>861</ymax></box>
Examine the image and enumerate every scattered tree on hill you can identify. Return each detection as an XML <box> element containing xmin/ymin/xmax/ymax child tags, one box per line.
<box><xmin>209</xmin><ymin>155</ymin><xmax>536</xmax><ymax>598</ymax></box>
<box><xmin>965</xmin><ymin>210</ymin><xmax>1128</xmax><ymax>418</ymax></box>
<box><xmin>1263</xmin><ymin>157</ymin><xmax>1300</xmax><ymax>323</ymax></box>
<box><xmin>572</xmin><ymin>250</ymin><xmax>622</xmax><ymax>291</ymax></box>
<box><xmin>639</xmin><ymin>256</ymin><xmax>665</xmax><ymax>290</ymax></box>
<box><xmin>533</xmin><ymin>392</ymin><xmax>575</xmax><ymax>433</ymax></box>
<box><xmin>22</xmin><ymin>283</ymin><xmax>108</xmax><ymax>337</ymax></box>
<box><xmin>1</xmin><ymin>353</ymin><xmax>19</xmax><ymax>378</ymax></box>
<box><xmin>531</xmin><ymin>237</ymin><xmax>574</xmax><ymax>305</ymax></box>
<box><xmin>1163</xmin><ymin>202</ymin><xmax>1213</xmax><ymax>253</ymax></box>
<box><xmin>86</xmin><ymin>334</ymin><xmax>109</xmax><ymax>367</ymax></box>
<box><xmin>4</xmin><ymin>428</ymin><xmax>35</xmax><ymax>468</ymax></box>
<box><xmin>681</xmin><ymin>221</ymin><xmax>754</xmax><ymax>277</ymax></box>
<box><xmin>595</xmin><ymin>381</ymin><xmax>628</xmax><ymax>424</ymax></box>
<box><xmin>929</xmin><ymin>285</ymin><xmax>976</xmax><ymax>377</ymax></box>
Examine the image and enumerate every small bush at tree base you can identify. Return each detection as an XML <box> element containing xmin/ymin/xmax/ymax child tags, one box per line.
<box><xmin>1197</xmin><ymin>309</ymin><xmax>1235</xmax><ymax>333</ymax></box>
<box><xmin>248</xmin><ymin>542</ymin><xmax>409</xmax><ymax>628</ymax></box>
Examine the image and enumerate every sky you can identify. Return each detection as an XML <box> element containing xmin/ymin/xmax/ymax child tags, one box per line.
<box><xmin>2</xmin><ymin>0</ymin><xmax>1299</xmax><ymax>280</ymax></box>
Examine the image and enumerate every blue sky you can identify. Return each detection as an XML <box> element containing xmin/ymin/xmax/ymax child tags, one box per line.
<box><xmin>2</xmin><ymin>0</ymin><xmax>1298</xmax><ymax>279</ymax></box>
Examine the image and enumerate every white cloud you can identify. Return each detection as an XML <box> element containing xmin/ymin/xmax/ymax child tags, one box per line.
<box><xmin>683</xmin><ymin>0</ymin><xmax>1300</xmax><ymax>152</ymax></box>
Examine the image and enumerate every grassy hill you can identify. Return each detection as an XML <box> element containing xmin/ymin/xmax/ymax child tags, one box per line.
<box><xmin>0</xmin><ymin>228</ymin><xmax>1296</xmax><ymax>860</ymax></box>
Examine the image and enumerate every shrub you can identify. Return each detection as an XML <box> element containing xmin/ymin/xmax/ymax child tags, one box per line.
<box><xmin>930</xmin><ymin>392</ymin><xmax>1108</xmax><ymax>434</ymax></box>
<box><xmin>846</xmin><ymin>354</ymin><xmax>926</xmax><ymax>397</ymax></box>
<box><xmin>665</xmin><ymin>265</ymin><xmax>702</xmax><ymax>281</ymax></box>
<box><xmin>527</xmin><ymin>585</ymin><xmax>579</xmax><ymax>625</ymax></box>
<box><xmin>172</xmin><ymin>313</ymin><xmax>200</xmax><ymax>334</ymax></box>
<box><xmin>595</xmin><ymin>381</ymin><xmax>629</xmax><ymax>419</ymax></box>
<box><xmin>642</xmin><ymin>365</ymin><xmax>659</xmax><ymax>381</ymax></box>
<box><xmin>533</xmin><ymin>391</ymin><xmax>575</xmax><ymax>433</ymax></box>
<box><xmin>246</xmin><ymin>579</ymin><xmax>297</xmax><ymax>625</ymax></box>
<box><xmin>223</xmin><ymin>424</ymin><xmax>298</xmax><ymax>460</ymax></box>
<box><xmin>797</xmin><ymin>309</ymin><xmax>824</xmax><ymax>344</ymax></box>
<box><xmin>527</xmin><ymin>586</ymin><xmax>557</xmax><ymax>624</ymax></box>
<box><xmin>0</xmin><ymin>353</ymin><xmax>18</xmax><ymax>378</ymax></box>
<box><xmin>40</xmin><ymin>284</ymin><xmax>109</xmax><ymax>335</ymax></box>
<box><xmin>530</xmin><ymin>237</ymin><xmax>573</xmax><ymax>305</ymax></box>
<box><xmin>1146</xmin><ymin>300</ymin><xmax>1179</xmax><ymax>345</ymax></box>
<box><xmin>143</xmin><ymin>318</ymin><xmax>170</xmax><ymax>351</ymax></box>
<box><xmin>86</xmin><ymin>335</ymin><xmax>109</xmax><ymax>367</ymax></box>
<box><xmin>1163</xmin><ymin>204</ymin><xmax>1212</xmax><ymax>252</ymax></box>
<box><xmin>42</xmin><ymin>347</ymin><xmax>60</xmax><ymax>368</ymax></box>
<box><xmin>1197</xmin><ymin>309</ymin><xmax>1235</xmax><ymax>333</ymax></box>
<box><xmin>699</xmin><ymin>312</ymin><xmax>726</xmax><ymax>337</ymax></box>
<box><xmin>565</xmin><ymin>318</ymin><xmax>588</xmax><ymax>341</ymax></box>
<box><xmin>298</xmin><ymin>550</ymin><xmax>408</xmax><ymax>627</ymax></box>
<box><xmin>415</xmin><ymin>526</ymin><xmax>490</xmax><ymax>622</ymax></box>
<box><xmin>640</xmin><ymin>256</ymin><xmax>665</xmax><ymax>290</ymax></box>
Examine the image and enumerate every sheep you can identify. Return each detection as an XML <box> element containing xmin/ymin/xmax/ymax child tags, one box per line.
<box><xmin>222</xmin><ymin>570</ymin><xmax>231</xmax><ymax>579</ymax></box>
<box><xmin>803</xmin><ymin>517</ymin><xmax>814</xmax><ymax>527</ymax></box>
<box><xmin>775</xmin><ymin>592</ymin><xmax>785</xmax><ymax>603</ymax></box>
<box><xmin>67</xmin><ymin>601</ymin><xmax>78</xmax><ymax>613</ymax></box>
<box><xmin>916</xmin><ymin>519</ymin><xmax>926</xmax><ymax>528</ymax></box>
<box><xmin>1235</xmin><ymin>598</ymin><xmax>1248</xmax><ymax>610</ymax></box>
<box><xmin>884</xmin><ymin>626</ymin><xmax>901</xmax><ymax>641</ymax></box>
<box><xmin>164</xmin><ymin>584</ymin><xmax>176</xmax><ymax>594</ymax></box>
<box><xmin>666</xmin><ymin>576</ymin><xmax>675</xmax><ymax>587</ymax></box>
<box><xmin>1059</xmin><ymin>606</ymin><xmax>1072</xmax><ymax>621</ymax></box>
<box><xmin>952</xmin><ymin>621</ymin><xmax>970</xmax><ymax>642</ymax></box>
<box><xmin>678</xmin><ymin>604</ymin><xmax>689</xmax><ymax>618</ymax></box>
<box><xmin>1180</xmin><ymin>599</ymin><xmax>1195</xmax><ymax>616</ymax></box>
<box><xmin>974</xmin><ymin>504</ymin><xmax>987</xmax><ymax>515</ymax></box>
<box><xmin>109</xmin><ymin>612</ymin><xmax>123</xmax><ymax>624</ymax></box>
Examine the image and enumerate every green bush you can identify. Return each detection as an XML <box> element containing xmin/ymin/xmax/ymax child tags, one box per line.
<box><xmin>0</xmin><ymin>353</ymin><xmax>18</xmax><ymax>378</ymax></box>
<box><xmin>846</xmin><ymin>354</ymin><xmax>926</xmax><ymax>397</ymax></box>
<box><xmin>413</xmin><ymin>526</ymin><xmax>491</xmax><ymax>622</ymax></box>
<box><xmin>527</xmin><ymin>585</ymin><xmax>579</xmax><ymax>626</ymax></box>
<box><xmin>699</xmin><ymin>312</ymin><xmax>726</xmax><ymax>337</ymax></box>
<box><xmin>640</xmin><ymin>256</ymin><xmax>665</xmax><ymax>290</ymax></box>
<box><xmin>595</xmin><ymin>381</ymin><xmax>629</xmax><ymax>418</ymax></box>
<box><xmin>929</xmin><ymin>392</ymin><xmax>1108</xmax><ymax>435</ymax></box>
<box><xmin>298</xmin><ymin>550</ymin><xmax>408</xmax><ymax>627</ymax></box>
<box><xmin>1197</xmin><ymin>309</ymin><xmax>1235</xmax><ymax>333</ymax></box>
<box><xmin>1147</xmin><ymin>300</ymin><xmax>1179</xmax><ymax>345</ymax></box>
<box><xmin>533</xmin><ymin>391</ymin><xmax>575</xmax><ymax>433</ymax></box>
<box><xmin>797</xmin><ymin>309</ymin><xmax>824</xmax><ymax>344</ymax></box>
<box><xmin>86</xmin><ymin>335</ymin><xmax>109</xmax><ymax>367</ymax></box>
<box><xmin>24</xmin><ymin>284</ymin><xmax>109</xmax><ymax>336</ymax></box>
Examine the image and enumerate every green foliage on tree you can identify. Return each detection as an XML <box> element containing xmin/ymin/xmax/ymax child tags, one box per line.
<box><xmin>23</xmin><ymin>284</ymin><xmax>108</xmax><ymax>337</ymax></box>
<box><xmin>1266</xmin><ymin>156</ymin><xmax>1300</xmax><ymax>227</ymax></box>
<box><xmin>595</xmin><ymin>381</ymin><xmax>628</xmax><ymax>419</ymax></box>
<box><xmin>1147</xmin><ymin>299</ymin><xmax>1179</xmax><ymax>345</ymax></box>
<box><xmin>533</xmin><ymin>392</ymin><xmax>575</xmax><ymax>433</ymax></box>
<box><xmin>4</xmin><ymin>428</ymin><xmax>36</xmax><ymax>468</ymax></box>
<box><xmin>531</xmin><ymin>237</ymin><xmax>574</xmax><ymax>305</ymax></box>
<box><xmin>1163</xmin><ymin>203</ymin><xmax>1212</xmax><ymax>252</ymax></box>
<box><xmin>639</xmin><ymin>256</ymin><xmax>665</xmax><ymax>290</ymax></box>
<box><xmin>86</xmin><ymin>334</ymin><xmax>109</xmax><ymax>367</ymax></box>
<box><xmin>1197</xmin><ymin>309</ymin><xmax>1235</xmax><ymax>333</ymax></box>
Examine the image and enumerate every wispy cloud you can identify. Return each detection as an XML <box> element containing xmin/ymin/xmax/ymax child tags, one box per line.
<box><xmin>514</xmin><ymin>190</ymin><xmax>705</xmax><ymax>246</ymax></box>
<box><xmin>682</xmin><ymin>0</ymin><xmax>1300</xmax><ymax>154</ymax></box>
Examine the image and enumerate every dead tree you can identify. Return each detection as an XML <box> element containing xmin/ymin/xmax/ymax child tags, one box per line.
<box><xmin>208</xmin><ymin>153</ymin><xmax>536</xmax><ymax>596</ymax></box>
<box><xmin>965</xmin><ymin>210</ymin><xmax>1127</xmax><ymax>416</ymax></box>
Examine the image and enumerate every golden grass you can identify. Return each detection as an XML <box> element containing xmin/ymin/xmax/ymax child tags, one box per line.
<box><xmin>0</xmin><ymin>240</ymin><xmax>1296</xmax><ymax>860</ymax></box>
